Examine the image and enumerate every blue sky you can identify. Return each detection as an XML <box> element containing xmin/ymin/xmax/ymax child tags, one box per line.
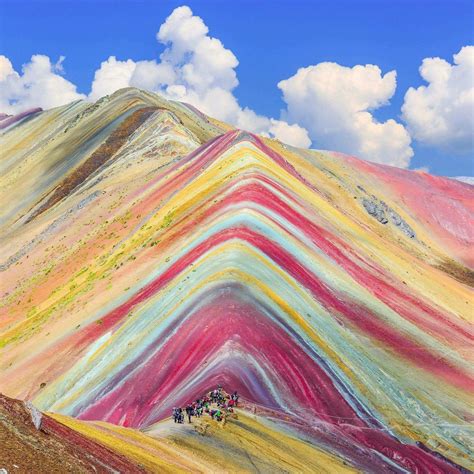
<box><xmin>1</xmin><ymin>0</ymin><xmax>473</xmax><ymax>176</ymax></box>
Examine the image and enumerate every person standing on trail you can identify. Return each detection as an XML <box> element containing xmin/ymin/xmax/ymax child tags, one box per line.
<box><xmin>232</xmin><ymin>391</ymin><xmax>239</xmax><ymax>406</ymax></box>
<box><xmin>195</xmin><ymin>399</ymin><xmax>203</xmax><ymax>417</ymax></box>
<box><xmin>185</xmin><ymin>404</ymin><xmax>193</xmax><ymax>423</ymax></box>
<box><xmin>177</xmin><ymin>407</ymin><xmax>184</xmax><ymax>423</ymax></box>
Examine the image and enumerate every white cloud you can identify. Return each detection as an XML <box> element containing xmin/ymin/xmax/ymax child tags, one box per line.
<box><xmin>88</xmin><ymin>5</ymin><xmax>311</xmax><ymax>148</ymax></box>
<box><xmin>157</xmin><ymin>6</ymin><xmax>238</xmax><ymax>93</ymax></box>
<box><xmin>0</xmin><ymin>54</ymin><xmax>85</xmax><ymax>114</ymax></box>
<box><xmin>267</xmin><ymin>119</ymin><xmax>311</xmax><ymax>148</ymax></box>
<box><xmin>89</xmin><ymin>56</ymin><xmax>136</xmax><ymax>101</ymax></box>
<box><xmin>402</xmin><ymin>46</ymin><xmax>474</xmax><ymax>154</ymax></box>
<box><xmin>131</xmin><ymin>61</ymin><xmax>176</xmax><ymax>91</ymax></box>
<box><xmin>278</xmin><ymin>62</ymin><xmax>413</xmax><ymax>167</ymax></box>
<box><xmin>0</xmin><ymin>55</ymin><xmax>15</xmax><ymax>82</ymax></box>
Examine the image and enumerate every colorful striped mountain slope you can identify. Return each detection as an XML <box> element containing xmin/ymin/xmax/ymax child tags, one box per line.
<box><xmin>1</xmin><ymin>88</ymin><xmax>473</xmax><ymax>473</ymax></box>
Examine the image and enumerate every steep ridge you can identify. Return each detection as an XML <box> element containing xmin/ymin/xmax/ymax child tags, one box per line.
<box><xmin>1</xmin><ymin>88</ymin><xmax>473</xmax><ymax>472</ymax></box>
<box><xmin>0</xmin><ymin>393</ymin><xmax>145</xmax><ymax>473</ymax></box>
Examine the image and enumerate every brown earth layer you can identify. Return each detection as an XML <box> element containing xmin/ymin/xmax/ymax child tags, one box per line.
<box><xmin>0</xmin><ymin>394</ymin><xmax>145</xmax><ymax>473</ymax></box>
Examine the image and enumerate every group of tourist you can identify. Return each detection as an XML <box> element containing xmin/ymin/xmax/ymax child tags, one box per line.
<box><xmin>172</xmin><ymin>386</ymin><xmax>239</xmax><ymax>424</ymax></box>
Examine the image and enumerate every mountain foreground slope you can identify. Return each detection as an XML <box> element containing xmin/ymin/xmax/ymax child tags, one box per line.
<box><xmin>0</xmin><ymin>88</ymin><xmax>473</xmax><ymax>473</ymax></box>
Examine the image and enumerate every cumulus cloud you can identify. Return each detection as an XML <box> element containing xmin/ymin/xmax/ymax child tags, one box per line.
<box><xmin>267</xmin><ymin>119</ymin><xmax>312</xmax><ymax>148</ymax></box>
<box><xmin>402</xmin><ymin>45</ymin><xmax>474</xmax><ymax>154</ymax></box>
<box><xmin>157</xmin><ymin>6</ymin><xmax>239</xmax><ymax>93</ymax></box>
<box><xmin>0</xmin><ymin>55</ymin><xmax>14</xmax><ymax>81</ymax></box>
<box><xmin>278</xmin><ymin>62</ymin><xmax>413</xmax><ymax>167</ymax></box>
<box><xmin>0</xmin><ymin>54</ymin><xmax>85</xmax><ymax>114</ymax></box>
<box><xmin>89</xmin><ymin>57</ymin><xmax>136</xmax><ymax>101</ymax></box>
<box><xmin>88</xmin><ymin>5</ymin><xmax>311</xmax><ymax>148</ymax></box>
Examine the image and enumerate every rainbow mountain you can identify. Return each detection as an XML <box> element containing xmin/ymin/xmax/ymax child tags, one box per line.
<box><xmin>1</xmin><ymin>88</ymin><xmax>473</xmax><ymax>473</ymax></box>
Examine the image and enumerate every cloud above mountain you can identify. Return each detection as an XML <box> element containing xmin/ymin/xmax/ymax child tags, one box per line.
<box><xmin>278</xmin><ymin>63</ymin><xmax>413</xmax><ymax>167</ymax></box>
<box><xmin>89</xmin><ymin>6</ymin><xmax>311</xmax><ymax>148</ymax></box>
<box><xmin>0</xmin><ymin>54</ymin><xmax>85</xmax><ymax>113</ymax></box>
<box><xmin>402</xmin><ymin>45</ymin><xmax>474</xmax><ymax>155</ymax></box>
<box><xmin>0</xmin><ymin>5</ymin><xmax>471</xmax><ymax>168</ymax></box>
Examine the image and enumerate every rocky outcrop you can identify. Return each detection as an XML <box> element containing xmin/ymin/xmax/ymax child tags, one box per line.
<box><xmin>361</xmin><ymin>193</ymin><xmax>416</xmax><ymax>238</ymax></box>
